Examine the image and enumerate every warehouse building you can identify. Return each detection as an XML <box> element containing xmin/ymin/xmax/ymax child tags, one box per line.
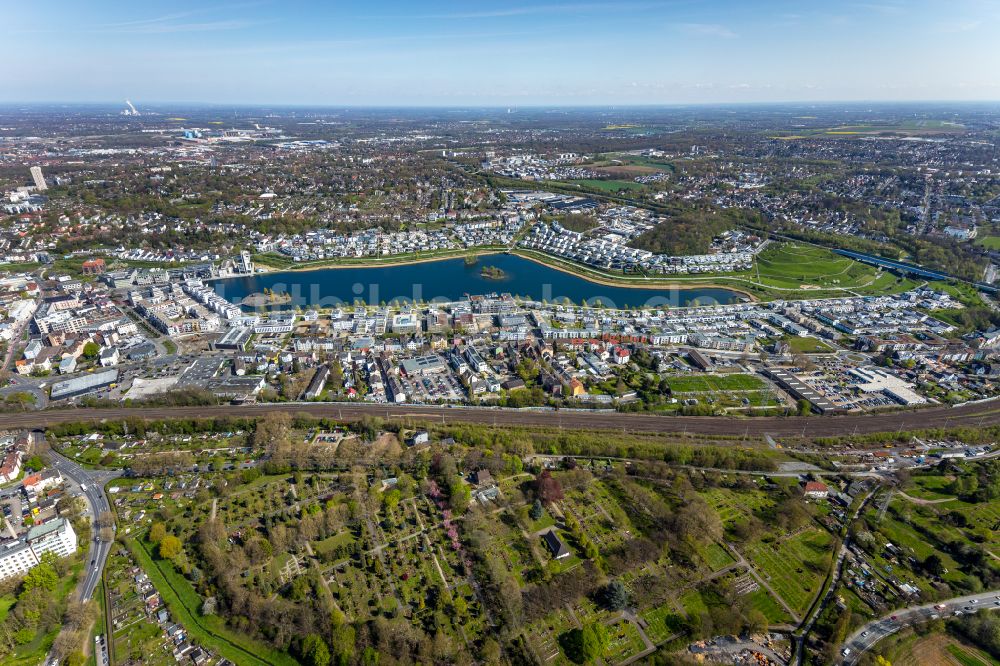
<box><xmin>49</xmin><ymin>369</ymin><xmax>118</xmax><ymax>401</ymax></box>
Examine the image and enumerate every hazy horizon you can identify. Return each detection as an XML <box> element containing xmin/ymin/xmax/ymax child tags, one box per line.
<box><xmin>5</xmin><ymin>0</ymin><xmax>1000</xmax><ymax>106</ymax></box>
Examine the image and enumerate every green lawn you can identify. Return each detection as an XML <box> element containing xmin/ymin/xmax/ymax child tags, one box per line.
<box><xmin>946</xmin><ymin>643</ymin><xmax>993</xmax><ymax>666</ymax></box>
<box><xmin>744</xmin><ymin>528</ymin><xmax>834</xmax><ymax>616</ymax></box>
<box><xmin>557</xmin><ymin>178</ymin><xmax>645</xmax><ymax>193</ymax></box>
<box><xmin>975</xmin><ymin>236</ymin><xmax>1000</xmax><ymax>251</ymax></box>
<box><xmin>784</xmin><ymin>336</ymin><xmax>835</xmax><ymax>354</ymax></box>
<box><xmin>703</xmin><ymin>488</ymin><xmax>773</xmax><ymax>528</ymax></box>
<box><xmin>639</xmin><ymin>604</ymin><xmax>686</xmax><ymax>644</ymax></box>
<box><xmin>313</xmin><ymin>531</ymin><xmax>355</xmax><ymax>557</ymax></box>
<box><xmin>0</xmin><ymin>594</ymin><xmax>13</xmax><ymax>622</ymax></box>
<box><xmin>753</xmin><ymin>243</ymin><xmax>895</xmax><ymax>291</ymax></box>
<box><xmin>745</xmin><ymin>588</ymin><xmax>794</xmax><ymax>625</ymax></box>
<box><xmin>679</xmin><ymin>589</ymin><xmax>710</xmax><ymax>618</ymax></box>
<box><xmin>701</xmin><ymin>543</ymin><xmax>736</xmax><ymax>571</ymax></box>
<box><xmin>667</xmin><ymin>374</ymin><xmax>767</xmax><ymax>393</ymax></box>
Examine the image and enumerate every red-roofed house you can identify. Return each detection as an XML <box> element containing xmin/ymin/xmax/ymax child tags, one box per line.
<box><xmin>803</xmin><ymin>481</ymin><xmax>829</xmax><ymax>499</ymax></box>
<box><xmin>81</xmin><ymin>258</ymin><xmax>106</xmax><ymax>275</ymax></box>
<box><xmin>0</xmin><ymin>450</ymin><xmax>22</xmax><ymax>483</ymax></box>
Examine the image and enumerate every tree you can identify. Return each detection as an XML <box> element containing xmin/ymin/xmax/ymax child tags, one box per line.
<box><xmin>672</xmin><ymin>495</ymin><xmax>723</xmax><ymax>546</ymax></box>
<box><xmin>148</xmin><ymin>522</ymin><xmax>166</xmax><ymax>544</ymax></box>
<box><xmin>600</xmin><ymin>580</ymin><xmax>629</xmax><ymax>611</ymax></box>
<box><xmin>923</xmin><ymin>553</ymin><xmax>945</xmax><ymax>576</ymax></box>
<box><xmin>96</xmin><ymin>511</ymin><xmax>115</xmax><ymax>530</ymax></box>
<box><xmin>451</xmin><ymin>595</ymin><xmax>468</xmax><ymax>617</ymax></box>
<box><xmin>301</xmin><ymin>634</ymin><xmax>330</xmax><ymax>666</ymax></box>
<box><xmin>330</xmin><ymin>623</ymin><xmax>356</xmax><ymax>665</ymax></box>
<box><xmin>529</xmin><ymin>499</ymin><xmax>544</xmax><ymax>521</ymax></box>
<box><xmin>252</xmin><ymin>411</ymin><xmax>292</xmax><ymax>454</ymax></box>
<box><xmin>382</xmin><ymin>489</ymin><xmax>402</xmax><ymax>514</ymax></box>
<box><xmin>450</xmin><ymin>481</ymin><xmax>471</xmax><ymax>514</ymax></box>
<box><xmin>159</xmin><ymin>534</ymin><xmax>182</xmax><ymax>560</ymax></box>
<box><xmin>65</xmin><ymin>650</ymin><xmax>86</xmax><ymax>666</ymax></box>
<box><xmin>560</xmin><ymin>622</ymin><xmax>608</xmax><ymax>664</ymax></box>
<box><xmin>535</xmin><ymin>469</ymin><xmax>564</xmax><ymax>505</ymax></box>
<box><xmin>82</xmin><ymin>342</ymin><xmax>100</xmax><ymax>359</ymax></box>
<box><xmin>202</xmin><ymin>597</ymin><xmax>217</xmax><ymax>616</ymax></box>
<box><xmin>21</xmin><ymin>562</ymin><xmax>58</xmax><ymax>598</ymax></box>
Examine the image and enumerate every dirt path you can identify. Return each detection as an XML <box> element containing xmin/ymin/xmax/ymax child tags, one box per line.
<box><xmin>898</xmin><ymin>491</ymin><xmax>957</xmax><ymax>505</ymax></box>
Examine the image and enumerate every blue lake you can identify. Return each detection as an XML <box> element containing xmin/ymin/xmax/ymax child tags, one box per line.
<box><xmin>211</xmin><ymin>253</ymin><xmax>744</xmax><ymax>310</ymax></box>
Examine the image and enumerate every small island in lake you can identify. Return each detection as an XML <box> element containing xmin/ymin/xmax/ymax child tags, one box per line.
<box><xmin>479</xmin><ymin>265</ymin><xmax>507</xmax><ymax>280</ymax></box>
<box><xmin>242</xmin><ymin>288</ymin><xmax>292</xmax><ymax>307</ymax></box>
<box><xmin>464</xmin><ymin>254</ymin><xmax>479</xmax><ymax>266</ymax></box>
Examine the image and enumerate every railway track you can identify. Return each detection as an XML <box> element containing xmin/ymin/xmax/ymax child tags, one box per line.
<box><xmin>1</xmin><ymin>400</ymin><xmax>999</xmax><ymax>438</ymax></box>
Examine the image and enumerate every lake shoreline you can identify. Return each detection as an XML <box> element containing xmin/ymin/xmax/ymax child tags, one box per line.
<box><xmin>239</xmin><ymin>248</ymin><xmax>755</xmax><ymax>300</ymax></box>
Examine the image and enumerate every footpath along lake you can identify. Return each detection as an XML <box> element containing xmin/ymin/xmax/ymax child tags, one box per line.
<box><xmin>211</xmin><ymin>253</ymin><xmax>744</xmax><ymax>310</ymax></box>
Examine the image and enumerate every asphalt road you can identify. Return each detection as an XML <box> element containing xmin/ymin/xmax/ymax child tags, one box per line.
<box><xmin>840</xmin><ymin>590</ymin><xmax>1000</xmax><ymax>664</ymax></box>
<box><xmin>47</xmin><ymin>450</ymin><xmax>119</xmax><ymax>602</ymax></box>
<box><xmin>2</xmin><ymin>398</ymin><xmax>1000</xmax><ymax>437</ymax></box>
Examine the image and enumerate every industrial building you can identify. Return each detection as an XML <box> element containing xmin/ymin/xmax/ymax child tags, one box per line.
<box><xmin>763</xmin><ymin>369</ymin><xmax>840</xmax><ymax>414</ymax></box>
<box><xmin>49</xmin><ymin>369</ymin><xmax>118</xmax><ymax>401</ymax></box>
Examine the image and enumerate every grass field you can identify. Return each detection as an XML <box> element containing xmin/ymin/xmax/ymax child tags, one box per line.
<box><xmin>701</xmin><ymin>543</ymin><xmax>736</xmax><ymax>571</ymax></box>
<box><xmin>881</xmin><ymin>629</ymin><xmax>999</xmax><ymax>666</ymax></box>
<box><xmin>974</xmin><ymin>235</ymin><xmax>1000</xmax><ymax>252</ymax></box>
<box><xmin>753</xmin><ymin>243</ymin><xmax>891</xmax><ymax>291</ymax></box>
<box><xmin>0</xmin><ymin>594</ymin><xmax>13</xmax><ymax>622</ymax></box>
<box><xmin>679</xmin><ymin>589</ymin><xmax>709</xmax><ymax>618</ymax></box>
<box><xmin>639</xmin><ymin>604</ymin><xmax>685</xmax><ymax>644</ymax></box>
<box><xmin>784</xmin><ymin>336</ymin><xmax>835</xmax><ymax>354</ymax></box>
<box><xmin>745</xmin><ymin>587</ymin><xmax>794</xmax><ymax>625</ymax></box>
<box><xmin>704</xmin><ymin>488</ymin><xmax>773</xmax><ymax>528</ymax></box>
<box><xmin>667</xmin><ymin>373</ymin><xmax>766</xmax><ymax>393</ymax></box>
<box><xmin>312</xmin><ymin>531</ymin><xmax>355</xmax><ymax>556</ymax></box>
<box><xmin>907</xmin><ymin>475</ymin><xmax>958</xmax><ymax>501</ymax></box>
<box><xmin>744</xmin><ymin>528</ymin><xmax>834</xmax><ymax>616</ymax></box>
<box><xmin>556</xmin><ymin>178</ymin><xmax>645</xmax><ymax>193</ymax></box>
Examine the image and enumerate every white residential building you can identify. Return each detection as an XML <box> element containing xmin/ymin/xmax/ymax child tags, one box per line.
<box><xmin>0</xmin><ymin>518</ymin><xmax>77</xmax><ymax>581</ymax></box>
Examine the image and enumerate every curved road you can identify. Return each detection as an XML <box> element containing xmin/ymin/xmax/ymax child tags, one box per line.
<box><xmin>1</xmin><ymin>399</ymin><xmax>1000</xmax><ymax>437</ymax></box>
<box><xmin>47</xmin><ymin>449</ymin><xmax>120</xmax><ymax>601</ymax></box>
<box><xmin>840</xmin><ymin>591</ymin><xmax>1000</xmax><ymax>664</ymax></box>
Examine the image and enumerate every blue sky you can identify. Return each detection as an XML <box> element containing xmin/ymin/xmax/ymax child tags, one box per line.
<box><xmin>4</xmin><ymin>0</ymin><xmax>999</xmax><ymax>105</ymax></box>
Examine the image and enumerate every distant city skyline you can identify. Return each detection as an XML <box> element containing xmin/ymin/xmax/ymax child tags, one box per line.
<box><xmin>4</xmin><ymin>0</ymin><xmax>1000</xmax><ymax>106</ymax></box>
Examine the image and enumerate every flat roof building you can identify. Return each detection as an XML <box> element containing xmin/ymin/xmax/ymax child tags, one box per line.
<box><xmin>0</xmin><ymin>518</ymin><xmax>77</xmax><ymax>581</ymax></box>
<box><xmin>763</xmin><ymin>369</ymin><xmax>840</xmax><ymax>414</ymax></box>
<box><xmin>216</xmin><ymin>326</ymin><xmax>252</xmax><ymax>351</ymax></box>
<box><xmin>50</xmin><ymin>369</ymin><xmax>118</xmax><ymax>401</ymax></box>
